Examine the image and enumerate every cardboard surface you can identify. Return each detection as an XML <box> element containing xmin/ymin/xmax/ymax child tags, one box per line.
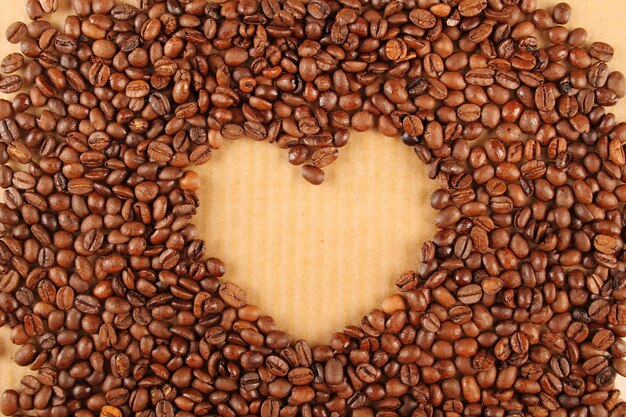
<box><xmin>196</xmin><ymin>132</ymin><xmax>438</xmax><ymax>345</ymax></box>
<box><xmin>1</xmin><ymin>0</ymin><xmax>626</xmax><ymax>406</ymax></box>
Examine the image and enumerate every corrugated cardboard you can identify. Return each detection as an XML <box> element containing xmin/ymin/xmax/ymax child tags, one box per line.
<box><xmin>1</xmin><ymin>0</ymin><xmax>626</xmax><ymax>403</ymax></box>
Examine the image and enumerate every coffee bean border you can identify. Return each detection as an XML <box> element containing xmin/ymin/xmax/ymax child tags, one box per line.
<box><xmin>1</xmin><ymin>0</ymin><xmax>626</xmax><ymax>416</ymax></box>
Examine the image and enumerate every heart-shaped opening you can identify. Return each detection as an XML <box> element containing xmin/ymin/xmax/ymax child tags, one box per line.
<box><xmin>195</xmin><ymin>131</ymin><xmax>438</xmax><ymax>345</ymax></box>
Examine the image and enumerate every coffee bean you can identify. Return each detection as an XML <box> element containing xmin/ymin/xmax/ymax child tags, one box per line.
<box><xmin>466</xmin><ymin>68</ymin><xmax>495</xmax><ymax>87</ymax></box>
<box><xmin>0</xmin><ymin>75</ymin><xmax>23</xmax><ymax>93</ymax></box>
<box><xmin>288</xmin><ymin>145</ymin><xmax>309</xmax><ymax>165</ymax></box>
<box><xmin>457</xmin><ymin>284</ymin><xmax>483</xmax><ymax>304</ymax></box>
<box><xmin>219</xmin><ymin>282</ymin><xmax>247</xmax><ymax>307</ymax></box>
<box><xmin>75</xmin><ymin>295</ymin><xmax>101</xmax><ymax>314</ymax></box>
<box><xmin>458</xmin><ymin>0</ymin><xmax>487</xmax><ymax>17</ymax></box>
<box><xmin>99</xmin><ymin>405</ymin><xmax>122</xmax><ymax>417</ymax></box>
<box><xmin>125</xmin><ymin>80</ymin><xmax>149</xmax><ymax>98</ymax></box>
<box><xmin>301</xmin><ymin>165</ymin><xmax>325</xmax><ymax>185</ymax></box>
<box><xmin>311</xmin><ymin>147</ymin><xmax>338</xmax><ymax>168</ymax></box>
<box><xmin>290</xmin><ymin>340</ymin><xmax>311</xmax><ymax>367</ymax></box>
<box><xmin>204</xmin><ymin>326</ymin><xmax>227</xmax><ymax>345</ymax></box>
<box><xmin>1</xmin><ymin>53</ymin><xmax>24</xmax><ymax>74</ymax></box>
<box><xmin>402</xmin><ymin>115</ymin><xmax>424</xmax><ymax>137</ymax></box>
<box><xmin>147</xmin><ymin>141</ymin><xmax>174</xmax><ymax>163</ymax></box>
<box><xmin>385</xmin><ymin>39</ymin><xmax>408</xmax><ymax>61</ymax></box>
<box><xmin>608</xmin><ymin>71</ymin><xmax>626</xmax><ymax>97</ymax></box>
<box><xmin>0</xmin><ymin>390</ymin><xmax>19</xmax><ymax>416</ymax></box>
<box><xmin>12</xmin><ymin>171</ymin><xmax>35</xmax><ymax>189</ymax></box>
<box><xmin>324</xmin><ymin>358</ymin><xmax>344</xmax><ymax>385</ymax></box>
<box><xmin>149</xmin><ymin>92</ymin><xmax>171</xmax><ymax>117</ymax></box>
<box><xmin>288</xmin><ymin>367</ymin><xmax>314</xmax><ymax>385</ymax></box>
<box><xmin>409</xmin><ymin>9</ymin><xmax>436</xmax><ymax>29</ymax></box>
<box><xmin>592</xmin><ymin>329</ymin><xmax>615</xmax><ymax>350</ymax></box>
<box><xmin>421</xmin><ymin>312</ymin><xmax>440</xmax><ymax>332</ymax></box>
<box><xmin>190</xmin><ymin>144</ymin><xmax>212</xmax><ymax>165</ymax></box>
<box><xmin>55</xmin><ymin>286</ymin><xmax>74</xmax><ymax>311</ymax></box>
<box><xmin>6</xmin><ymin>22</ymin><xmax>27</xmax><ymax>44</ymax></box>
<box><xmin>355</xmin><ymin>362</ymin><xmax>380</xmax><ymax>383</ymax></box>
<box><xmin>221</xmin><ymin>123</ymin><xmax>245</xmax><ymax>139</ymax></box>
<box><xmin>261</xmin><ymin>399</ymin><xmax>280</xmax><ymax>417</ymax></box>
<box><xmin>7</xmin><ymin>141</ymin><xmax>31</xmax><ymax>164</ymax></box>
<box><xmin>38</xmin><ymin>0</ymin><xmax>58</xmax><ymax>13</ymax></box>
<box><xmin>266</xmin><ymin>355</ymin><xmax>289</xmax><ymax>376</ymax></box>
<box><xmin>552</xmin><ymin>2</ymin><xmax>571</xmax><ymax>24</ymax></box>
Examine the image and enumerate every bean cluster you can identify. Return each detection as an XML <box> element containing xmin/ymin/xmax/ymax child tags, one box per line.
<box><xmin>2</xmin><ymin>0</ymin><xmax>626</xmax><ymax>417</ymax></box>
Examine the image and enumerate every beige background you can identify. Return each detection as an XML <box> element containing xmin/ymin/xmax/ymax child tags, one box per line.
<box><xmin>1</xmin><ymin>0</ymin><xmax>626</xmax><ymax>408</ymax></box>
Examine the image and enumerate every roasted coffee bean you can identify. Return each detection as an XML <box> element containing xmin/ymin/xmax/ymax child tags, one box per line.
<box><xmin>288</xmin><ymin>145</ymin><xmax>309</xmax><ymax>165</ymax></box>
<box><xmin>219</xmin><ymin>282</ymin><xmax>247</xmax><ymax>307</ymax></box>
<box><xmin>101</xmin><ymin>405</ymin><xmax>122</xmax><ymax>417</ymax></box>
<box><xmin>0</xmin><ymin>75</ymin><xmax>23</xmax><ymax>93</ymax></box>
<box><xmin>301</xmin><ymin>165</ymin><xmax>325</xmax><ymax>185</ymax></box>
<box><xmin>457</xmin><ymin>284</ymin><xmax>483</xmax><ymax>304</ymax></box>
<box><xmin>325</xmin><ymin>358</ymin><xmax>344</xmax><ymax>385</ymax></box>
<box><xmin>421</xmin><ymin>312</ymin><xmax>440</xmax><ymax>332</ymax></box>
<box><xmin>459</xmin><ymin>0</ymin><xmax>487</xmax><ymax>17</ymax></box>
<box><xmin>311</xmin><ymin>147</ymin><xmax>338</xmax><ymax>168</ymax></box>
<box><xmin>590</xmin><ymin>41</ymin><xmax>614</xmax><ymax>62</ymax></box>
<box><xmin>1</xmin><ymin>53</ymin><xmax>24</xmax><ymax>74</ymax></box>
<box><xmin>0</xmin><ymin>390</ymin><xmax>19</xmax><ymax>415</ymax></box>
<box><xmin>288</xmin><ymin>368</ymin><xmax>315</xmax><ymax>385</ymax></box>
<box><xmin>149</xmin><ymin>92</ymin><xmax>171</xmax><ymax>117</ymax></box>
<box><xmin>553</xmin><ymin>2</ymin><xmax>571</xmax><ymax>24</ymax></box>
<box><xmin>355</xmin><ymin>363</ymin><xmax>380</xmax><ymax>383</ymax></box>
<box><xmin>38</xmin><ymin>0</ymin><xmax>58</xmax><ymax>13</ymax></box>
<box><xmin>6</xmin><ymin>22</ymin><xmax>27</xmax><ymax>44</ymax></box>
<box><xmin>385</xmin><ymin>39</ymin><xmax>408</xmax><ymax>61</ymax></box>
<box><xmin>125</xmin><ymin>80</ymin><xmax>149</xmax><ymax>98</ymax></box>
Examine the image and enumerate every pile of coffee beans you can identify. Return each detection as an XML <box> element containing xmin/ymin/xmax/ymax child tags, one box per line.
<box><xmin>2</xmin><ymin>0</ymin><xmax>626</xmax><ymax>416</ymax></box>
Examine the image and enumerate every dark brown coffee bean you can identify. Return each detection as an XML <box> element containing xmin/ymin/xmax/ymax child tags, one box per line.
<box><xmin>535</xmin><ymin>83</ymin><xmax>556</xmax><ymax>111</ymax></box>
<box><xmin>356</xmin><ymin>363</ymin><xmax>380</xmax><ymax>383</ymax></box>
<box><xmin>6</xmin><ymin>22</ymin><xmax>27</xmax><ymax>44</ymax></box>
<box><xmin>7</xmin><ymin>142</ymin><xmax>31</xmax><ymax>164</ymax></box>
<box><xmin>409</xmin><ymin>10</ymin><xmax>436</xmax><ymax>29</ymax></box>
<box><xmin>457</xmin><ymin>284</ymin><xmax>483</xmax><ymax>304</ymax></box>
<box><xmin>261</xmin><ymin>399</ymin><xmax>280</xmax><ymax>417</ymax></box>
<box><xmin>301</xmin><ymin>165</ymin><xmax>325</xmax><ymax>185</ymax></box>
<box><xmin>125</xmin><ymin>80</ymin><xmax>149</xmax><ymax>98</ymax></box>
<box><xmin>311</xmin><ymin>147</ymin><xmax>338</xmax><ymax>168</ymax></box>
<box><xmin>219</xmin><ymin>282</ymin><xmax>247</xmax><ymax>307</ymax></box>
<box><xmin>288</xmin><ymin>368</ymin><xmax>314</xmax><ymax>385</ymax></box>
<box><xmin>552</xmin><ymin>2</ymin><xmax>571</xmax><ymax>24</ymax></box>
<box><xmin>266</xmin><ymin>355</ymin><xmax>289</xmax><ymax>377</ymax></box>
<box><xmin>149</xmin><ymin>92</ymin><xmax>171</xmax><ymax>117</ymax></box>
<box><xmin>385</xmin><ymin>39</ymin><xmax>408</xmax><ymax>61</ymax></box>
<box><xmin>421</xmin><ymin>312</ymin><xmax>440</xmax><ymax>332</ymax></box>
<box><xmin>221</xmin><ymin>124</ymin><xmax>245</xmax><ymax>139</ymax></box>
<box><xmin>288</xmin><ymin>145</ymin><xmax>309</xmax><ymax>165</ymax></box>
<box><xmin>1</xmin><ymin>390</ymin><xmax>19</xmax><ymax>416</ymax></box>
<box><xmin>325</xmin><ymin>358</ymin><xmax>344</xmax><ymax>385</ymax></box>
<box><xmin>590</xmin><ymin>42</ymin><xmax>614</xmax><ymax>62</ymax></box>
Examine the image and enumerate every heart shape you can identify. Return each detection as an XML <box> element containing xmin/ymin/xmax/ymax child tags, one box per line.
<box><xmin>195</xmin><ymin>132</ymin><xmax>437</xmax><ymax>345</ymax></box>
